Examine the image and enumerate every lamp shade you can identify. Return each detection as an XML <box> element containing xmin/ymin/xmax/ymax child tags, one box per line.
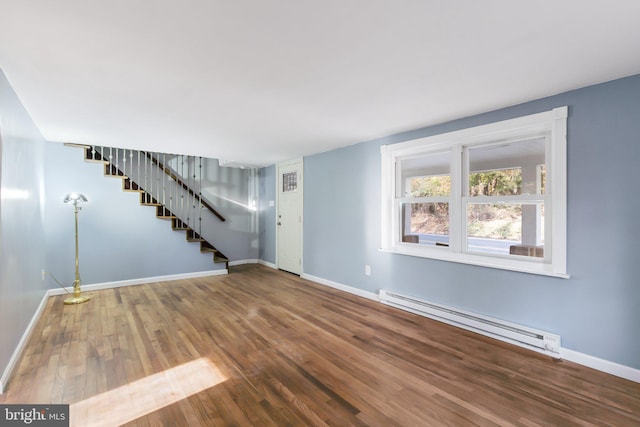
<box><xmin>64</xmin><ymin>193</ymin><xmax>88</xmax><ymax>203</ymax></box>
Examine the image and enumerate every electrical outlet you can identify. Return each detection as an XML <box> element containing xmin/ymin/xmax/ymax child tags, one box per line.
<box><xmin>365</xmin><ymin>265</ymin><xmax>371</xmax><ymax>276</ymax></box>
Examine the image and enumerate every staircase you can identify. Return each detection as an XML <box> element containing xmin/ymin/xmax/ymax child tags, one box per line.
<box><xmin>72</xmin><ymin>144</ymin><xmax>229</xmax><ymax>268</ymax></box>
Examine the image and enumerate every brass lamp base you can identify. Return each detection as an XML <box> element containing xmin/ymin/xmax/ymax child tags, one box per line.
<box><xmin>64</xmin><ymin>294</ymin><xmax>90</xmax><ymax>305</ymax></box>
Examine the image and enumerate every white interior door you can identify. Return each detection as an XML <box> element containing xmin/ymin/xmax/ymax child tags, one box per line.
<box><xmin>277</xmin><ymin>160</ymin><xmax>302</xmax><ymax>275</ymax></box>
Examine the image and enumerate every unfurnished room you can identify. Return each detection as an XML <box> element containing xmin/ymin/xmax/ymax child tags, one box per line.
<box><xmin>0</xmin><ymin>1</ymin><xmax>639</xmax><ymax>426</ymax></box>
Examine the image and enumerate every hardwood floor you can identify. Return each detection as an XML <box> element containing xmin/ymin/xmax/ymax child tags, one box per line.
<box><xmin>2</xmin><ymin>264</ymin><xmax>639</xmax><ymax>426</ymax></box>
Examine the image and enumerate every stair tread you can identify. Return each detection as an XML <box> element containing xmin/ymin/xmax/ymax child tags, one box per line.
<box><xmin>201</xmin><ymin>240</ymin><xmax>220</xmax><ymax>253</ymax></box>
<box><xmin>172</xmin><ymin>219</ymin><xmax>189</xmax><ymax>231</ymax></box>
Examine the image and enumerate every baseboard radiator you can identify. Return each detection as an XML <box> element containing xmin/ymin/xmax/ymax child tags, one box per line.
<box><xmin>379</xmin><ymin>290</ymin><xmax>561</xmax><ymax>357</ymax></box>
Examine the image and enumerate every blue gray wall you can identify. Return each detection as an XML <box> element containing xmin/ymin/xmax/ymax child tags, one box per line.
<box><xmin>298</xmin><ymin>74</ymin><xmax>640</xmax><ymax>370</ymax></box>
<box><xmin>200</xmin><ymin>160</ymin><xmax>259</xmax><ymax>261</ymax></box>
<box><xmin>258</xmin><ymin>165</ymin><xmax>276</xmax><ymax>264</ymax></box>
<box><xmin>0</xmin><ymin>69</ymin><xmax>48</xmax><ymax>387</ymax></box>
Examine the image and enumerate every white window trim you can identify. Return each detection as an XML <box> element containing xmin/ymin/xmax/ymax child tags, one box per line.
<box><xmin>380</xmin><ymin>107</ymin><xmax>568</xmax><ymax>278</ymax></box>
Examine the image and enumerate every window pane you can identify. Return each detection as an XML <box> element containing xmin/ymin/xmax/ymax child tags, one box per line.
<box><xmin>468</xmin><ymin>138</ymin><xmax>545</xmax><ymax>196</ymax></box>
<box><xmin>401</xmin><ymin>202</ymin><xmax>449</xmax><ymax>246</ymax></box>
<box><xmin>410</xmin><ymin>175</ymin><xmax>451</xmax><ymax>197</ymax></box>
<box><xmin>469</xmin><ymin>168</ymin><xmax>522</xmax><ymax>196</ymax></box>
<box><xmin>282</xmin><ymin>172</ymin><xmax>297</xmax><ymax>192</ymax></box>
<box><xmin>400</xmin><ymin>151</ymin><xmax>450</xmax><ymax>197</ymax></box>
<box><xmin>466</xmin><ymin>203</ymin><xmax>544</xmax><ymax>258</ymax></box>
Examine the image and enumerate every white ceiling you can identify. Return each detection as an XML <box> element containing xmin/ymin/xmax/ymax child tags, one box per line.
<box><xmin>1</xmin><ymin>1</ymin><xmax>639</xmax><ymax>167</ymax></box>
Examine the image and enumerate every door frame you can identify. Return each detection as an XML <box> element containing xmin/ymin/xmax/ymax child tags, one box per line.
<box><xmin>276</xmin><ymin>158</ymin><xmax>303</xmax><ymax>274</ymax></box>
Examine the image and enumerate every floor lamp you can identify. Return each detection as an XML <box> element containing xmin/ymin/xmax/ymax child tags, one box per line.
<box><xmin>63</xmin><ymin>193</ymin><xmax>90</xmax><ymax>305</ymax></box>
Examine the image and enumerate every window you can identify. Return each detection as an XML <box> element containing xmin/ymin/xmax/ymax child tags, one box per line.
<box><xmin>399</xmin><ymin>151</ymin><xmax>451</xmax><ymax>246</ymax></box>
<box><xmin>282</xmin><ymin>172</ymin><xmax>298</xmax><ymax>192</ymax></box>
<box><xmin>381</xmin><ymin>107</ymin><xmax>568</xmax><ymax>277</ymax></box>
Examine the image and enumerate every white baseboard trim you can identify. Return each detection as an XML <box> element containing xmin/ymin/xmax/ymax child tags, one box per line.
<box><xmin>0</xmin><ymin>289</ymin><xmax>50</xmax><ymax>394</ymax></box>
<box><xmin>300</xmin><ymin>273</ymin><xmax>379</xmax><ymax>302</ymax></box>
<box><xmin>561</xmin><ymin>347</ymin><xmax>640</xmax><ymax>383</ymax></box>
<box><xmin>258</xmin><ymin>260</ymin><xmax>277</xmax><ymax>269</ymax></box>
<box><xmin>301</xmin><ymin>273</ymin><xmax>640</xmax><ymax>384</ymax></box>
<box><xmin>47</xmin><ymin>269</ymin><xmax>228</xmax><ymax>296</ymax></box>
<box><xmin>228</xmin><ymin>259</ymin><xmax>277</xmax><ymax>269</ymax></box>
<box><xmin>229</xmin><ymin>259</ymin><xmax>259</xmax><ymax>266</ymax></box>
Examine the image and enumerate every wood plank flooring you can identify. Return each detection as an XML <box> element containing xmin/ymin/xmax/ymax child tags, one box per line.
<box><xmin>1</xmin><ymin>264</ymin><xmax>639</xmax><ymax>426</ymax></box>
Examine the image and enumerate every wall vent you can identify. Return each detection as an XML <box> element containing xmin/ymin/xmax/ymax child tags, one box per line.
<box><xmin>379</xmin><ymin>290</ymin><xmax>561</xmax><ymax>356</ymax></box>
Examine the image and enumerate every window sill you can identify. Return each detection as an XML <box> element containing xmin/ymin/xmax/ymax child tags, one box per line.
<box><xmin>379</xmin><ymin>245</ymin><xmax>570</xmax><ymax>279</ymax></box>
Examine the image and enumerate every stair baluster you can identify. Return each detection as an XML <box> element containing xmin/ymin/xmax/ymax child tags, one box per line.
<box><xmin>198</xmin><ymin>156</ymin><xmax>203</xmax><ymax>236</ymax></box>
<box><xmin>145</xmin><ymin>151</ymin><xmax>149</xmax><ymax>200</ymax></box>
<box><xmin>137</xmin><ymin>151</ymin><xmax>140</xmax><ymax>191</ymax></box>
<box><xmin>161</xmin><ymin>153</ymin><xmax>165</xmax><ymax>209</ymax></box>
<box><xmin>187</xmin><ymin>156</ymin><xmax>191</xmax><ymax>224</ymax></box>
<box><xmin>122</xmin><ymin>149</ymin><xmax>127</xmax><ymax>182</ymax></box>
<box><xmin>180</xmin><ymin>155</ymin><xmax>184</xmax><ymax>223</ymax></box>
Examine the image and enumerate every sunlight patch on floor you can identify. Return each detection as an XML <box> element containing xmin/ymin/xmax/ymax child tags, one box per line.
<box><xmin>70</xmin><ymin>357</ymin><xmax>227</xmax><ymax>427</ymax></box>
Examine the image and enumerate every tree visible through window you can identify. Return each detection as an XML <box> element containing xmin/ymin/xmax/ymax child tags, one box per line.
<box><xmin>467</xmin><ymin>168</ymin><xmax>523</xmax><ymax>244</ymax></box>
<box><xmin>408</xmin><ymin>175</ymin><xmax>450</xmax><ymax>237</ymax></box>
<box><xmin>469</xmin><ymin>168</ymin><xmax>521</xmax><ymax>196</ymax></box>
